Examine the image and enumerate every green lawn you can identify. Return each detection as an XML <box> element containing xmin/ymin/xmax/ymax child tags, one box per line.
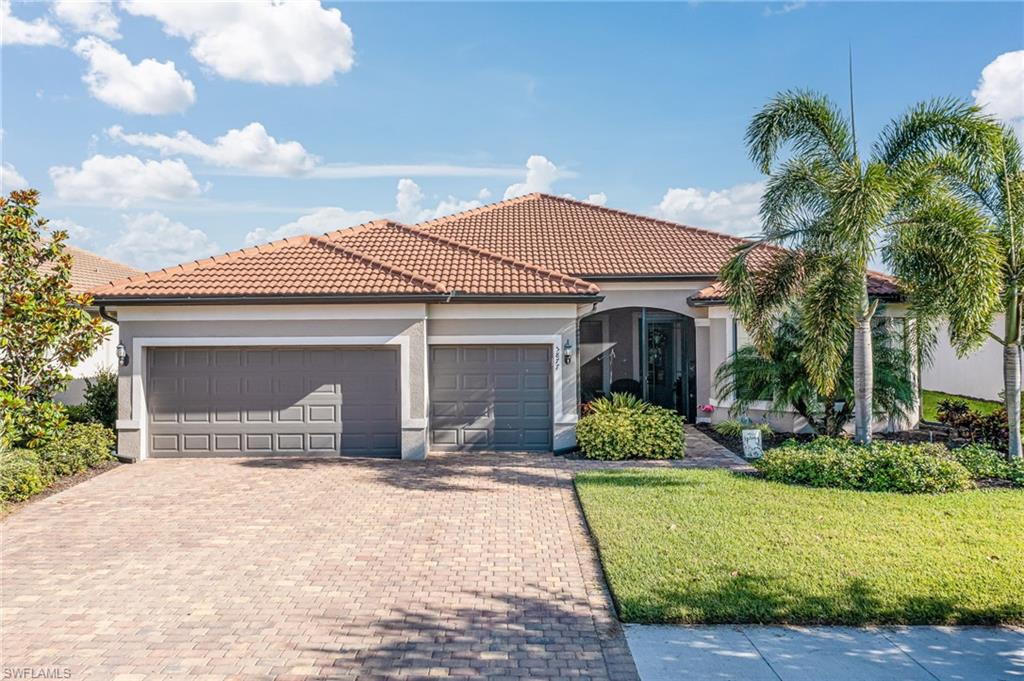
<box><xmin>575</xmin><ymin>468</ymin><xmax>1024</xmax><ymax>625</ymax></box>
<box><xmin>921</xmin><ymin>389</ymin><xmax>1003</xmax><ymax>422</ymax></box>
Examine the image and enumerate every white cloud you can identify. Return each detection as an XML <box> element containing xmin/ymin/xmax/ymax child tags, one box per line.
<box><xmin>973</xmin><ymin>50</ymin><xmax>1024</xmax><ymax>139</ymax></box>
<box><xmin>2</xmin><ymin>162</ymin><xmax>29</xmax><ymax>191</ymax></box>
<box><xmin>244</xmin><ymin>206</ymin><xmax>379</xmax><ymax>246</ymax></box>
<box><xmin>49</xmin><ymin>217</ymin><xmax>95</xmax><ymax>245</ymax></box>
<box><xmin>108</xmin><ymin>123</ymin><xmax>317</xmax><ymax>176</ymax></box>
<box><xmin>1</xmin><ymin>0</ymin><xmax>62</xmax><ymax>46</ymax></box>
<box><xmin>73</xmin><ymin>37</ymin><xmax>195</xmax><ymax>114</ymax></box>
<box><xmin>52</xmin><ymin>0</ymin><xmax>119</xmax><ymax>40</ymax></box>
<box><xmin>121</xmin><ymin>0</ymin><xmax>354</xmax><ymax>85</ymax></box>
<box><xmin>50</xmin><ymin>154</ymin><xmax>202</xmax><ymax>207</ymax></box>
<box><xmin>763</xmin><ymin>2</ymin><xmax>807</xmax><ymax>16</ymax></box>
<box><xmin>504</xmin><ymin>155</ymin><xmax>563</xmax><ymax>199</ymax></box>
<box><xmin>107</xmin><ymin>212</ymin><xmax>219</xmax><ymax>270</ymax></box>
<box><xmin>584</xmin><ymin>192</ymin><xmax>607</xmax><ymax>206</ymax></box>
<box><xmin>656</xmin><ymin>181</ymin><xmax>765</xmax><ymax>236</ymax></box>
<box><xmin>478</xmin><ymin>188</ymin><xmax>492</xmax><ymax>200</ymax></box>
<box><xmin>395</xmin><ymin>178</ymin><xmax>485</xmax><ymax>222</ymax></box>
<box><xmin>308</xmin><ymin>163</ymin><xmax>522</xmax><ymax>180</ymax></box>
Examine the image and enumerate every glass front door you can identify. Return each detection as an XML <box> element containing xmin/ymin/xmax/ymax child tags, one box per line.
<box><xmin>646</xmin><ymin>321</ymin><xmax>677</xmax><ymax>410</ymax></box>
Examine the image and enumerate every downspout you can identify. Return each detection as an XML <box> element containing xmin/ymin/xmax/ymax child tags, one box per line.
<box><xmin>98</xmin><ymin>305</ymin><xmax>117</xmax><ymax>324</ymax></box>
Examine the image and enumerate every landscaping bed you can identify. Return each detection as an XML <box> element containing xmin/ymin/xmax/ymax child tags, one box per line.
<box><xmin>575</xmin><ymin>468</ymin><xmax>1024</xmax><ymax>625</ymax></box>
<box><xmin>1</xmin><ymin>458</ymin><xmax>120</xmax><ymax>518</ymax></box>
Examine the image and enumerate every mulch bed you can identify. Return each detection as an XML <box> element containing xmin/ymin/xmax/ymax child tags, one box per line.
<box><xmin>1</xmin><ymin>460</ymin><xmax>121</xmax><ymax>519</ymax></box>
<box><xmin>697</xmin><ymin>422</ymin><xmax>960</xmax><ymax>458</ymax></box>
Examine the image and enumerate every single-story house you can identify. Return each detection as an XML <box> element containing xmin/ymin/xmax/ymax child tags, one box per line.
<box><xmin>90</xmin><ymin>193</ymin><xmax>908</xmax><ymax>460</ymax></box>
<box><xmin>49</xmin><ymin>245</ymin><xmax>141</xmax><ymax>404</ymax></box>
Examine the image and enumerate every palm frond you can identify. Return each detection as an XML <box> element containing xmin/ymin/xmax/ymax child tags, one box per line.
<box><xmin>746</xmin><ymin>90</ymin><xmax>854</xmax><ymax>174</ymax></box>
<box><xmin>874</xmin><ymin>97</ymin><xmax>999</xmax><ymax>171</ymax></box>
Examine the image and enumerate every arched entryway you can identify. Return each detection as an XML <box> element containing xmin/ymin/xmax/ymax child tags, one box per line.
<box><xmin>579</xmin><ymin>307</ymin><xmax>697</xmax><ymax>423</ymax></box>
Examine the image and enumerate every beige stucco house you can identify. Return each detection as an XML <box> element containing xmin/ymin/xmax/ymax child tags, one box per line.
<box><xmin>90</xmin><ymin>194</ymin><xmax>907</xmax><ymax>460</ymax></box>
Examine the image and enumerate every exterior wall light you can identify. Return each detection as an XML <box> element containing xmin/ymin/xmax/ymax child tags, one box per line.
<box><xmin>563</xmin><ymin>338</ymin><xmax>574</xmax><ymax>365</ymax></box>
<box><xmin>116</xmin><ymin>342</ymin><xmax>130</xmax><ymax>367</ymax></box>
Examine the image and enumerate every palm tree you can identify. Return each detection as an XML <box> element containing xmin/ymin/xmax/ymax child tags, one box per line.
<box><xmin>887</xmin><ymin>123</ymin><xmax>1020</xmax><ymax>457</ymax></box>
<box><xmin>714</xmin><ymin>310</ymin><xmax>915</xmax><ymax>436</ymax></box>
<box><xmin>722</xmin><ymin>91</ymin><xmax>996</xmax><ymax>444</ymax></box>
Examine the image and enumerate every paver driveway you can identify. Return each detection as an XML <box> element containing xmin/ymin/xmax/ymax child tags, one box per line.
<box><xmin>2</xmin><ymin>452</ymin><xmax>641</xmax><ymax>680</ymax></box>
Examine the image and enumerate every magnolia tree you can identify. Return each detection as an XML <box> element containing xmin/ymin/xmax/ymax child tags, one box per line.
<box><xmin>1</xmin><ymin>190</ymin><xmax>108</xmax><ymax>449</ymax></box>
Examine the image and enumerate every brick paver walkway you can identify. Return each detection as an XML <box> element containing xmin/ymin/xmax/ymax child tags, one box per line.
<box><xmin>3</xmin><ymin>452</ymin><xmax>649</xmax><ymax>681</ymax></box>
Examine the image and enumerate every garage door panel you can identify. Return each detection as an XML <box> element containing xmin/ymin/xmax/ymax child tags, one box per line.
<box><xmin>148</xmin><ymin>346</ymin><xmax>400</xmax><ymax>458</ymax></box>
<box><xmin>429</xmin><ymin>345</ymin><xmax>552</xmax><ymax>451</ymax></box>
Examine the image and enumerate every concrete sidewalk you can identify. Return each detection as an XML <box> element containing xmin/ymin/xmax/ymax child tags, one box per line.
<box><xmin>626</xmin><ymin>624</ymin><xmax>1024</xmax><ymax>681</ymax></box>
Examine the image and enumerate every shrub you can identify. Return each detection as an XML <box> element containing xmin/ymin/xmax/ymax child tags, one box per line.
<box><xmin>37</xmin><ymin>423</ymin><xmax>115</xmax><ymax>477</ymax></box>
<box><xmin>713</xmin><ymin>419</ymin><xmax>774</xmax><ymax>438</ymax></box>
<box><xmin>577</xmin><ymin>395</ymin><xmax>684</xmax><ymax>460</ymax></box>
<box><xmin>83</xmin><ymin>369</ymin><xmax>118</xmax><ymax>430</ymax></box>
<box><xmin>755</xmin><ymin>438</ymin><xmax>973</xmax><ymax>494</ymax></box>
<box><xmin>951</xmin><ymin>443</ymin><xmax>1010</xmax><ymax>479</ymax></box>
<box><xmin>937</xmin><ymin>399</ymin><xmax>1009</xmax><ymax>452</ymax></box>
<box><xmin>65</xmin><ymin>403</ymin><xmax>91</xmax><ymax>424</ymax></box>
<box><xmin>0</xmin><ymin>449</ymin><xmax>49</xmax><ymax>502</ymax></box>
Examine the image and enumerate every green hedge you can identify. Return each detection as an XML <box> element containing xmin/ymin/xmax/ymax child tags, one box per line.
<box><xmin>577</xmin><ymin>394</ymin><xmax>685</xmax><ymax>460</ymax></box>
<box><xmin>755</xmin><ymin>437</ymin><xmax>974</xmax><ymax>494</ymax></box>
<box><xmin>1</xmin><ymin>423</ymin><xmax>115</xmax><ymax>504</ymax></box>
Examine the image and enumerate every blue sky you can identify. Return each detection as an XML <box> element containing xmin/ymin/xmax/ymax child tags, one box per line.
<box><xmin>2</xmin><ymin>1</ymin><xmax>1022</xmax><ymax>270</ymax></box>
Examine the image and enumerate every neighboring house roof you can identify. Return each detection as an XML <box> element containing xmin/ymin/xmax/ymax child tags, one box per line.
<box><xmin>415</xmin><ymin>193</ymin><xmax>774</xmax><ymax>278</ymax></box>
<box><xmin>91</xmin><ymin>221</ymin><xmax>599</xmax><ymax>301</ymax></box>
<box><xmin>40</xmin><ymin>244</ymin><xmax>141</xmax><ymax>296</ymax></box>
<box><xmin>89</xmin><ymin>193</ymin><xmax>902</xmax><ymax>304</ymax></box>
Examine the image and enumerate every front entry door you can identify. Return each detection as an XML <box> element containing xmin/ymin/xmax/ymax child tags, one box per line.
<box><xmin>646</xmin><ymin>321</ymin><xmax>677</xmax><ymax>411</ymax></box>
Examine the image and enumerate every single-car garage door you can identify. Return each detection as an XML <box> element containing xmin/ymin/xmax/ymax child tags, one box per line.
<box><xmin>146</xmin><ymin>346</ymin><xmax>400</xmax><ymax>458</ymax></box>
<box><xmin>430</xmin><ymin>345</ymin><xmax>552</xmax><ymax>451</ymax></box>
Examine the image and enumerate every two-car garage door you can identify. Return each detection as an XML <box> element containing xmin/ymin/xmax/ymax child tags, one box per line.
<box><xmin>146</xmin><ymin>346</ymin><xmax>401</xmax><ymax>457</ymax></box>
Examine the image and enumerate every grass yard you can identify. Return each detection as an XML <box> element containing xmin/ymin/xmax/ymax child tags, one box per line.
<box><xmin>575</xmin><ymin>468</ymin><xmax>1024</xmax><ymax>625</ymax></box>
<box><xmin>921</xmin><ymin>389</ymin><xmax>1003</xmax><ymax>422</ymax></box>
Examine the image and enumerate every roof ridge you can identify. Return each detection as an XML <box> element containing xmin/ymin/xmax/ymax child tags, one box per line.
<box><xmin>395</xmin><ymin>222</ymin><xmax>600</xmax><ymax>294</ymax></box>
<box><xmin>90</xmin><ymin>234</ymin><xmax>317</xmax><ymax>295</ymax></box>
<box><xmin>531</xmin><ymin>192</ymin><xmax>761</xmax><ymax>245</ymax></box>
<box><xmin>308</xmin><ymin>234</ymin><xmax>448</xmax><ymax>294</ymax></box>
<box><xmin>411</xmin><ymin>192</ymin><xmax>545</xmax><ymax>231</ymax></box>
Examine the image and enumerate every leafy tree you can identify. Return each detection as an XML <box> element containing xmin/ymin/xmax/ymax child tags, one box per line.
<box><xmin>0</xmin><ymin>190</ymin><xmax>108</xmax><ymax>449</ymax></box>
<box><xmin>887</xmin><ymin>123</ymin><xmax>1021</xmax><ymax>458</ymax></box>
<box><xmin>722</xmin><ymin>91</ymin><xmax>995</xmax><ymax>444</ymax></box>
<box><xmin>714</xmin><ymin>311</ymin><xmax>915</xmax><ymax>436</ymax></box>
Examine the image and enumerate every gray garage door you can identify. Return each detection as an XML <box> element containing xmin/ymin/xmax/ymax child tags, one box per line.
<box><xmin>430</xmin><ymin>345</ymin><xmax>553</xmax><ymax>451</ymax></box>
<box><xmin>146</xmin><ymin>346</ymin><xmax>400</xmax><ymax>458</ymax></box>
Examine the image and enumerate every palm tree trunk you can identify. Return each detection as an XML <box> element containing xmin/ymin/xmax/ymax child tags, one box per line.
<box><xmin>853</xmin><ymin>281</ymin><xmax>874</xmax><ymax>445</ymax></box>
<box><xmin>1006</xmin><ymin>342</ymin><xmax>1022</xmax><ymax>459</ymax></box>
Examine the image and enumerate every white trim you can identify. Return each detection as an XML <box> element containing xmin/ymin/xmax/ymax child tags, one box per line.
<box><xmin>694</xmin><ymin>318</ymin><xmax>711</xmax><ymax>328</ymax></box>
<box><xmin>127</xmin><ymin>335</ymin><xmax>413</xmax><ymax>460</ymax></box>
<box><xmin>596</xmin><ymin>280</ymin><xmax>715</xmax><ymax>291</ymax></box>
<box><xmin>426</xmin><ymin>333</ymin><xmax>566</xmax><ymax>428</ymax></box>
<box><xmin>427</xmin><ymin>303</ymin><xmax>577</xmax><ymax>319</ymax></box>
<box><xmin>116</xmin><ymin>304</ymin><xmax>426</xmax><ymax>322</ymax></box>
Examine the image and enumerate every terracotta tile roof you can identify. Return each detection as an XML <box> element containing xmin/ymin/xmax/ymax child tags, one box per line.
<box><xmin>39</xmin><ymin>244</ymin><xmax>141</xmax><ymax>296</ymax></box>
<box><xmin>89</xmin><ymin>193</ymin><xmax>901</xmax><ymax>303</ymax></box>
<box><xmin>689</xmin><ymin>271</ymin><xmax>901</xmax><ymax>306</ymax></box>
<box><xmin>91</xmin><ymin>221</ymin><xmax>598</xmax><ymax>300</ymax></box>
<box><xmin>414</xmin><ymin>193</ymin><xmax>777</xmax><ymax>277</ymax></box>
<box><xmin>324</xmin><ymin>221</ymin><xmax>599</xmax><ymax>296</ymax></box>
